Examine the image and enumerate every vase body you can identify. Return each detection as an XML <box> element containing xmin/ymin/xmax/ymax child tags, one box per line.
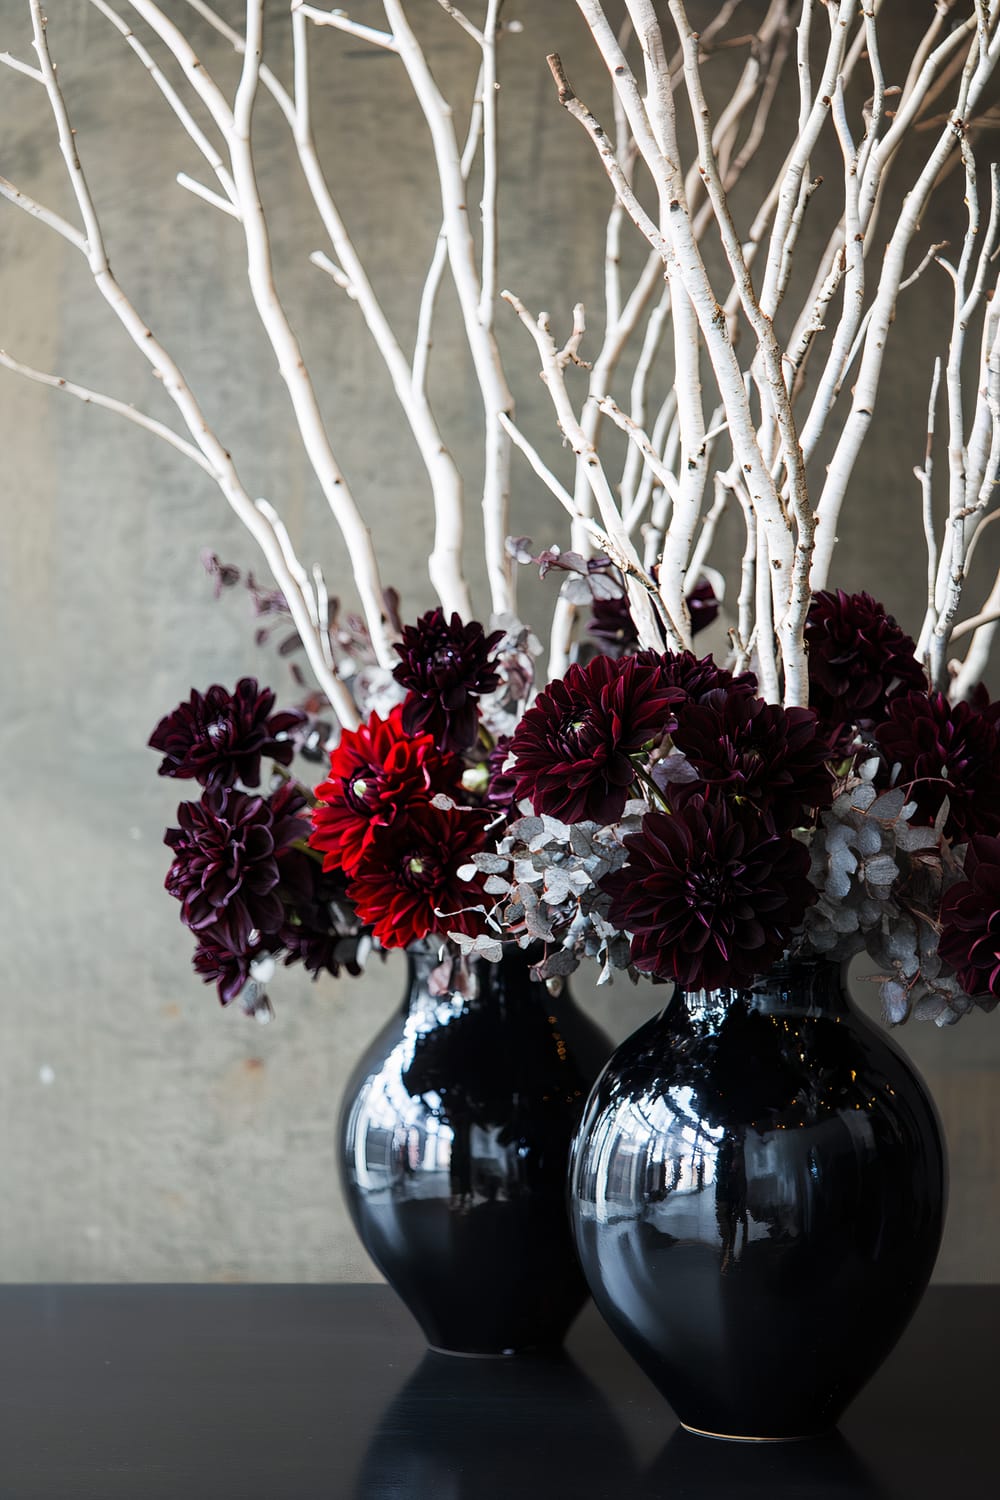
<box><xmin>569</xmin><ymin>958</ymin><xmax>946</xmax><ymax>1439</ymax></box>
<box><xmin>341</xmin><ymin>944</ymin><xmax>611</xmax><ymax>1355</ymax></box>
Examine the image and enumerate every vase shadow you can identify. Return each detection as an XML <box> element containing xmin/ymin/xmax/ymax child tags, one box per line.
<box><xmin>354</xmin><ymin>1346</ymin><xmax>641</xmax><ymax>1500</ymax></box>
<box><xmin>643</xmin><ymin>1425</ymin><xmax>890</xmax><ymax>1500</ymax></box>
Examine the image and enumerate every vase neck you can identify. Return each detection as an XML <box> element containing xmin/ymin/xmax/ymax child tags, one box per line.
<box><xmin>401</xmin><ymin>942</ymin><xmax>553</xmax><ymax>1021</ymax></box>
<box><xmin>674</xmin><ymin>957</ymin><xmax>850</xmax><ymax>1028</ymax></box>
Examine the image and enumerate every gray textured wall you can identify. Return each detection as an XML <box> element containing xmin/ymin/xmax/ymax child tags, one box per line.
<box><xmin>1</xmin><ymin>1</ymin><xmax>998</xmax><ymax>1283</ymax></box>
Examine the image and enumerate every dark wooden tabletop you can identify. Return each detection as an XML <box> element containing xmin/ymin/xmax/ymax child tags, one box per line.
<box><xmin>0</xmin><ymin>1283</ymin><xmax>994</xmax><ymax>1498</ymax></box>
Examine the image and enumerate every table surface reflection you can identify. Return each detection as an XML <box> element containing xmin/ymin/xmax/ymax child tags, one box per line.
<box><xmin>0</xmin><ymin>1283</ymin><xmax>994</xmax><ymax>1498</ymax></box>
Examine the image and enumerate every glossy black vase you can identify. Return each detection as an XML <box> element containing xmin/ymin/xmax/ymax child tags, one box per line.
<box><xmin>341</xmin><ymin>944</ymin><xmax>611</xmax><ymax>1355</ymax></box>
<box><xmin>569</xmin><ymin>958</ymin><xmax>946</xmax><ymax>1440</ymax></box>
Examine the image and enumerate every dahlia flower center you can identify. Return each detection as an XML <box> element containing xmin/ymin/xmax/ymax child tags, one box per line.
<box><xmin>207</xmin><ymin>718</ymin><xmax>228</xmax><ymax>741</ymax></box>
<box><xmin>432</xmin><ymin>645</ymin><xmax>459</xmax><ymax>673</ymax></box>
<box><xmin>693</xmin><ymin>867</ymin><xmax>731</xmax><ymax>907</ymax></box>
<box><xmin>560</xmin><ymin>715</ymin><xmax>590</xmax><ymax>751</ymax></box>
<box><xmin>347</xmin><ymin>771</ymin><xmax>378</xmax><ymax>812</ymax></box>
<box><xmin>462</xmin><ymin>763</ymin><xmax>490</xmax><ymax>796</ymax></box>
<box><xmin>403</xmin><ymin>851</ymin><xmax>441</xmax><ymax>890</ymax></box>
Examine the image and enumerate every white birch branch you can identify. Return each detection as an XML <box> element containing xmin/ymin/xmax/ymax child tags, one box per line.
<box><xmin>16</xmin><ymin>0</ymin><xmax>359</xmax><ymax>727</ymax></box>
<box><xmin>291</xmin><ymin>4</ymin><xmax>398</xmax><ymax>51</ymax></box>
<box><xmin>501</xmin><ymin>291</ymin><xmax>673</xmax><ymax>651</ymax></box>
<box><xmin>0</xmin><ymin>350</ymin><xmax>214</xmax><ymax>473</ymax></box>
<box><xmin>382</xmin><ymin>0</ymin><xmax>516</xmax><ymax>618</ymax></box>
<box><xmin>812</xmin><ymin>9</ymin><xmax>1000</xmax><ymax>590</ymax></box>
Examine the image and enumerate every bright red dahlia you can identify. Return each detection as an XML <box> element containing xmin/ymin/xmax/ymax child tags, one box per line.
<box><xmin>164</xmin><ymin>782</ymin><xmax>309</xmax><ymax>945</ymax></box>
<box><xmin>805</xmin><ymin>590</ymin><xmax>926</xmax><ymax>744</ymax></box>
<box><xmin>671</xmin><ymin>687</ymin><xmax>835</xmax><ymax>830</ymax></box>
<box><xmin>392</xmin><ymin>608</ymin><xmax>504</xmax><ymax>753</ymax></box>
<box><xmin>601</xmin><ymin>794</ymin><xmax>816</xmax><ymax>989</ymax></box>
<box><xmin>309</xmin><ymin>705</ymin><xmax>461</xmax><ymax>875</ymax></box>
<box><xmin>347</xmin><ymin>803</ymin><xmax>490</xmax><ymax>949</ymax></box>
<box><xmin>508</xmin><ymin>655</ymin><xmax>685</xmax><ymax>824</ymax></box>
<box><xmin>875</xmin><ymin>690</ymin><xmax>1000</xmax><ymax>840</ymax></box>
<box><xmin>939</xmin><ymin>835</ymin><xmax>1000</xmax><ymax>999</ymax></box>
<box><xmin>149</xmin><ymin>678</ymin><xmax>305</xmax><ymax>789</ymax></box>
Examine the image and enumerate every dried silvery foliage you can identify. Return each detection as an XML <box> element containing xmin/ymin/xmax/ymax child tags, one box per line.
<box><xmin>477</xmin><ymin>615</ymin><xmax>543</xmax><ymax>741</ymax></box>
<box><xmin>800</xmin><ymin>758</ymin><xmax>970</xmax><ymax>1025</ymax></box>
<box><xmin>455</xmin><ymin>805</ymin><xmax>644</xmax><ymax>984</ymax></box>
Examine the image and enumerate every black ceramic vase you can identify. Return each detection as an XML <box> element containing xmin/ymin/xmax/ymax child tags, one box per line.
<box><xmin>340</xmin><ymin>943</ymin><xmax>611</xmax><ymax>1355</ymax></box>
<box><xmin>569</xmin><ymin>957</ymin><xmax>947</xmax><ymax>1440</ymax></box>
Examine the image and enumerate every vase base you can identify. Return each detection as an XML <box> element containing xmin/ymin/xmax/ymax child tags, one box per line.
<box><xmin>427</xmin><ymin>1343</ymin><xmax>519</xmax><ymax>1359</ymax></box>
<box><xmin>680</xmin><ymin>1423</ymin><xmax>828</xmax><ymax>1444</ymax></box>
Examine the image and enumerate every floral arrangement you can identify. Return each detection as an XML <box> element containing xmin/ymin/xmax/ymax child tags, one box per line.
<box><xmin>148</xmin><ymin>608</ymin><xmax>505</xmax><ymax>1018</ymax></box>
<box><xmin>7</xmin><ymin>7</ymin><xmax>1000</xmax><ymax>1025</ymax></box>
<box><xmin>151</xmin><ymin>581</ymin><xmax>1000</xmax><ymax>1027</ymax></box>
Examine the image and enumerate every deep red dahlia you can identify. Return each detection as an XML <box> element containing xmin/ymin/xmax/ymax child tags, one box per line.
<box><xmin>805</xmin><ymin>590</ymin><xmax>925</xmax><ymax>743</ymax></box>
<box><xmin>587</xmin><ymin>594</ymin><xmax>640</xmax><ymax>658</ymax></box>
<box><xmin>671</xmin><ymin>688</ymin><xmax>835</xmax><ymax>829</ymax></box>
<box><xmin>485</xmin><ymin>735</ymin><xmax>518</xmax><ymax>811</ymax></box>
<box><xmin>164</xmin><ymin>784</ymin><xmax>308</xmax><ymax>945</ymax></box>
<box><xmin>969</xmin><ymin>682</ymin><xmax>1000</xmax><ymax>723</ymax></box>
<box><xmin>277</xmin><ymin>848</ymin><xmax>364</xmax><ymax>980</ymax></box>
<box><xmin>347</xmin><ymin>803</ymin><xmax>490</xmax><ymax>949</ymax></box>
<box><xmin>191</xmin><ymin>915</ymin><xmax>269</xmax><ymax>1005</ymax></box>
<box><xmin>149</xmin><ymin>678</ymin><xmax>305</xmax><ymax>789</ymax></box>
<box><xmin>601</xmin><ymin>794</ymin><xmax>815</xmax><ymax>989</ymax></box>
<box><xmin>633</xmin><ymin>647</ymin><xmax>758</xmax><ymax>703</ymax></box>
<box><xmin>309</xmin><ymin>705</ymin><xmax>460</xmax><ymax>875</ymax></box>
<box><xmin>508</xmin><ymin>655</ymin><xmax>686</xmax><ymax>824</ymax></box>
<box><xmin>686</xmin><ymin>577</ymin><xmax>720</xmax><ymax>636</ymax></box>
<box><xmin>588</xmin><ymin>581</ymin><xmax>718</xmax><ymax>659</ymax></box>
<box><xmin>392</xmin><ymin>608</ymin><xmax>504</xmax><ymax>753</ymax></box>
<box><xmin>875</xmin><ymin>690</ymin><xmax>1000</xmax><ymax>840</ymax></box>
<box><xmin>939</xmin><ymin>835</ymin><xmax>1000</xmax><ymax>999</ymax></box>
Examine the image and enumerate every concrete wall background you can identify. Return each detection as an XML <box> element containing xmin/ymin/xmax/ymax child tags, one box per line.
<box><xmin>1</xmin><ymin>0</ymin><xmax>998</xmax><ymax>1282</ymax></box>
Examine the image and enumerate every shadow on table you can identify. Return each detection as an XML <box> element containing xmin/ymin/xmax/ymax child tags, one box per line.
<box><xmin>354</xmin><ymin>1347</ymin><xmax>641</xmax><ymax>1499</ymax></box>
<box><xmin>643</xmin><ymin>1426</ymin><xmax>891</xmax><ymax>1500</ymax></box>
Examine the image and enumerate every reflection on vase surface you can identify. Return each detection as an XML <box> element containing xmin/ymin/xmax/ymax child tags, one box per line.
<box><xmin>341</xmin><ymin>944</ymin><xmax>611</xmax><ymax>1354</ymax></box>
<box><xmin>355</xmin><ymin>1348</ymin><xmax>640</xmax><ymax>1500</ymax></box>
<box><xmin>643</xmin><ymin>1427</ymin><xmax>889</xmax><ymax>1500</ymax></box>
<box><xmin>570</xmin><ymin>959</ymin><xmax>946</xmax><ymax>1439</ymax></box>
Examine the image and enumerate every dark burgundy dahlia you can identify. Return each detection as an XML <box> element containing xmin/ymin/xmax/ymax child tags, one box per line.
<box><xmin>191</xmin><ymin>916</ymin><xmax>269</xmax><ymax>1005</ymax></box>
<box><xmin>149</xmin><ymin>678</ymin><xmax>305</xmax><ymax>789</ymax></box>
<box><xmin>392</xmin><ymin>609</ymin><xmax>504</xmax><ymax>753</ymax></box>
<box><xmin>310</xmin><ymin>704</ymin><xmax>461</xmax><ymax>876</ymax></box>
<box><xmin>875</xmin><ymin>690</ymin><xmax>1000</xmax><ymax>840</ymax></box>
<box><xmin>587</xmin><ymin>593</ymin><xmax>640</xmax><ymax>658</ymax></box>
<box><xmin>601</xmin><ymin>794</ymin><xmax>815</xmax><ymax>989</ymax></box>
<box><xmin>939</xmin><ymin>835</ymin><xmax>1000</xmax><ymax>1000</ymax></box>
<box><xmin>671</xmin><ymin>687</ymin><xmax>835</xmax><ymax>829</ymax></box>
<box><xmin>805</xmin><ymin>590</ymin><xmax>926</xmax><ymax>744</ymax></box>
<box><xmin>164</xmin><ymin>783</ymin><xmax>309</xmax><ymax>945</ymax></box>
<box><xmin>686</xmin><ymin>577</ymin><xmax>720</xmax><ymax>636</ymax></box>
<box><xmin>634</xmin><ymin>647</ymin><xmax>758</xmax><ymax>703</ymax></box>
<box><xmin>485</xmin><ymin>735</ymin><xmax>518</xmax><ymax>812</ymax></box>
<box><xmin>347</xmin><ymin>803</ymin><xmax>490</xmax><ymax>950</ymax></box>
<box><xmin>588</xmin><ymin>579</ymin><xmax>718</xmax><ymax>659</ymax></box>
<box><xmin>277</xmin><ymin>849</ymin><xmax>364</xmax><ymax>980</ymax></box>
<box><xmin>508</xmin><ymin>654</ymin><xmax>685</xmax><ymax>824</ymax></box>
